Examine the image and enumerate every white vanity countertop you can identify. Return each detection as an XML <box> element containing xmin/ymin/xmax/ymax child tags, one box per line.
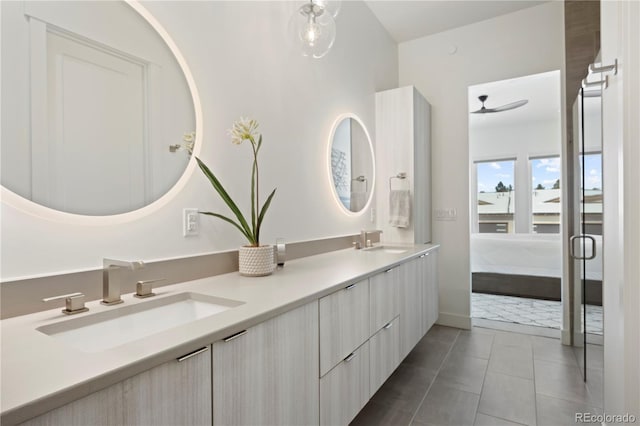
<box><xmin>1</xmin><ymin>243</ymin><xmax>439</xmax><ymax>425</ymax></box>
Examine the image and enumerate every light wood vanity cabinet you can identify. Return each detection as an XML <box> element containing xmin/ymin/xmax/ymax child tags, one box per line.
<box><xmin>369</xmin><ymin>316</ymin><xmax>400</xmax><ymax>395</ymax></box>
<box><xmin>369</xmin><ymin>266</ymin><xmax>399</xmax><ymax>335</ymax></box>
<box><xmin>20</xmin><ymin>345</ymin><xmax>212</xmax><ymax>426</ymax></box>
<box><xmin>398</xmin><ymin>258</ymin><xmax>423</xmax><ymax>360</ymax></box>
<box><xmin>319</xmin><ymin>342</ymin><xmax>370</xmax><ymax>426</ymax></box>
<box><xmin>319</xmin><ymin>279</ymin><xmax>370</xmax><ymax>377</ymax></box>
<box><xmin>212</xmin><ymin>301</ymin><xmax>319</xmax><ymax>426</ymax></box>
<box><xmin>422</xmin><ymin>250</ymin><xmax>439</xmax><ymax>334</ymax></box>
<box><xmin>16</xmin><ymin>248</ymin><xmax>439</xmax><ymax>426</ymax></box>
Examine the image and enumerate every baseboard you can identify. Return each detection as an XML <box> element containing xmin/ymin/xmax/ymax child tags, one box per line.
<box><xmin>436</xmin><ymin>312</ymin><xmax>472</xmax><ymax>330</ymax></box>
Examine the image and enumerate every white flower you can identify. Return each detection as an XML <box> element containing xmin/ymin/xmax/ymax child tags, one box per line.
<box><xmin>228</xmin><ymin>117</ymin><xmax>259</xmax><ymax>145</ymax></box>
<box><xmin>182</xmin><ymin>131</ymin><xmax>196</xmax><ymax>154</ymax></box>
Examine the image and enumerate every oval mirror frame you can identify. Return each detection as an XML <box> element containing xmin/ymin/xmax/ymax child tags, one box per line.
<box><xmin>327</xmin><ymin>113</ymin><xmax>376</xmax><ymax>216</ymax></box>
<box><xmin>0</xmin><ymin>1</ymin><xmax>203</xmax><ymax>226</ymax></box>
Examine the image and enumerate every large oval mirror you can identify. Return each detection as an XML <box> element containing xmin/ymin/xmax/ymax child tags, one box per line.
<box><xmin>328</xmin><ymin>114</ymin><xmax>375</xmax><ymax>214</ymax></box>
<box><xmin>1</xmin><ymin>1</ymin><xmax>195</xmax><ymax>216</ymax></box>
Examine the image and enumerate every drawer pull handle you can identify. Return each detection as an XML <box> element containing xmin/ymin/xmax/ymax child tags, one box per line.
<box><xmin>344</xmin><ymin>352</ymin><xmax>357</xmax><ymax>362</ymax></box>
<box><xmin>177</xmin><ymin>346</ymin><xmax>208</xmax><ymax>362</ymax></box>
<box><xmin>345</xmin><ymin>284</ymin><xmax>357</xmax><ymax>290</ymax></box>
<box><xmin>384</xmin><ymin>322</ymin><xmax>393</xmax><ymax>330</ymax></box>
<box><xmin>419</xmin><ymin>254</ymin><xmax>426</xmax><ymax>258</ymax></box>
<box><xmin>223</xmin><ymin>330</ymin><xmax>247</xmax><ymax>342</ymax></box>
<box><xmin>385</xmin><ymin>268</ymin><xmax>393</xmax><ymax>273</ymax></box>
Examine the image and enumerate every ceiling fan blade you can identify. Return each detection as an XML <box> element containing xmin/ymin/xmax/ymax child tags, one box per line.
<box><xmin>471</xmin><ymin>107</ymin><xmax>492</xmax><ymax>114</ymax></box>
<box><xmin>492</xmin><ymin>99</ymin><xmax>528</xmax><ymax>112</ymax></box>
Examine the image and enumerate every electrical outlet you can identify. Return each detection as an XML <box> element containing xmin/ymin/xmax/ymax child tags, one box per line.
<box><xmin>183</xmin><ymin>208</ymin><xmax>199</xmax><ymax>236</ymax></box>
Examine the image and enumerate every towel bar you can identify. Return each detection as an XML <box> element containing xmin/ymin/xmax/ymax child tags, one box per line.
<box><xmin>389</xmin><ymin>173</ymin><xmax>409</xmax><ymax>191</ymax></box>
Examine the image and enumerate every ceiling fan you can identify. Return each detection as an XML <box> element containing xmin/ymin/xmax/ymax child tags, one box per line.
<box><xmin>471</xmin><ymin>95</ymin><xmax>528</xmax><ymax>114</ymax></box>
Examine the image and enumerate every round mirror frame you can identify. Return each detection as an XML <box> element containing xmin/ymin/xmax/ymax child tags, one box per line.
<box><xmin>327</xmin><ymin>113</ymin><xmax>376</xmax><ymax>216</ymax></box>
<box><xmin>0</xmin><ymin>1</ymin><xmax>203</xmax><ymax>226</ymax></box>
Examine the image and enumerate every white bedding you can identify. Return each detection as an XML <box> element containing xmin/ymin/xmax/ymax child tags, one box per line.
<box><xmin>471</xmin><ymin>233</ymin><xmax>602</xmax><ymax>281</ymax></box>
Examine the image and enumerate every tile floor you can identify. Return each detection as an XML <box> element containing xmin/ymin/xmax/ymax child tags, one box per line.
<box><xmin>471</xmin><ymin>293</ymin><xmax>603</xmax><ymax>336</ymax></box>
<box><xmin>351</xmin><ymin>325</ymin><xmax>604</xmax><ymax>426</ymax></box>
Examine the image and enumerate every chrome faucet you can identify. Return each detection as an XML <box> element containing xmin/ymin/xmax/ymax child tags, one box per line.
<box><xmin>356</xmin><ymin>229</ymin><xmax>383</xmax><ymax>249</ymax></box>
<box><xmin>102</xmin><ymin>258</ymin><xmax>145</xmax><ymax>305</ymax></box>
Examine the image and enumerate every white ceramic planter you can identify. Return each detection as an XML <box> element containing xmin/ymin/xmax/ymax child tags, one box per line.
<box><xmin>238</xmin><ymin>245</ymin><xmax>276</xmax><ymax>277</ymax></box>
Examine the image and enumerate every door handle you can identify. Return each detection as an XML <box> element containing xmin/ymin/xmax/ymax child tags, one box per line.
<box><xmin>570</xmin><ymin>235</ymin><xmax>596</xmax><ymax>260</ymax></box>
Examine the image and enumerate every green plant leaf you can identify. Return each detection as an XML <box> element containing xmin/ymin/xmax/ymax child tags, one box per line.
<box><xmin>256</xmin><ymin>188</ymin><xmax>277</xmax><ymax>245</ymax></box>
<box><xmin>257</xmin><ymin>134</ymin><xmax>263</xmax><ymax>152</ymax></box>
<box><xmin>251</xmin><ymin>155</ymin><xmax>256</xmax><ymax>238</ymax></box>
<box><xmin>195</xmin><ymin>157</ymin><xmax>254</xmax><ymax>241</ymax></box>
<box><xmin>199</xmin><ymin>212</ymin><xmax>255</xmax><ymax>244</ymax></box>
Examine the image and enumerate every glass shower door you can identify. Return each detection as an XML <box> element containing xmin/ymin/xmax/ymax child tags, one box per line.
<box><xmin>572</xmin><ymin>86</ymin><xmax>603</xmax><ymax>381</ymax></box>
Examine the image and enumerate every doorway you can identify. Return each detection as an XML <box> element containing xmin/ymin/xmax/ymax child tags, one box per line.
<box><xmin>469</xmin><ymin>70</ymin><xmax>565</xmax><ymax>335</ymax></box>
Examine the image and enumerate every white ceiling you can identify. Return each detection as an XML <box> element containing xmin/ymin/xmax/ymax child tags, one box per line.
<box><xmin>468</xmin><ymin>70</ymin><xmax>562</xmax><ymax>128</ymax></box>
<box><xmin>364</xmin><ymin>0</ymin><xmax>547</xmax><ymax>43</ymax></box>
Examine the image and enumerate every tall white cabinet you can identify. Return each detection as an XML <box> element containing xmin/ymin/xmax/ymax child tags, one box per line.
<box><xmin>375</xmin><ymin>86</ymin><xmax>432</xmax><ymax>244</ymax></box>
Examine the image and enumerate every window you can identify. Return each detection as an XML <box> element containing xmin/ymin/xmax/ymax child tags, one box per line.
<box><xmin>531</xmin><ymin>156</ymin><xmax>561</xmax><ymax>234</ymax></box>
<box><xmin>580</xmin><ymin>153</ymin><xmax>603</xmax><ymax>235</ymax></box>
<box><xmin>476</xmin><ymin>160</ymin><xmax>515</xmax><ymax>233</ymax></box>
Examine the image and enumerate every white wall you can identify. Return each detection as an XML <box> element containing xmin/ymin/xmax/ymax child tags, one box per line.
<box><xmin>398</xmin><ymin>2</ymin><xmax>564</xmax><ymax>328</ymax></box>
<box><xmin>601</xmin><ymin>0</ymin><xmax>640</xmax><ymax>418</ymax></box>
<box><xmin>0</xmin><ymin>1</ymin><xmax>398</xmax><ymax>280</ymax></box>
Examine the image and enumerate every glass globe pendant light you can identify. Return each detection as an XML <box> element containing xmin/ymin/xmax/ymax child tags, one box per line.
<box><xmin>293</xmin><ymin>0</ymin><xmax>336</xmax><ymax>59</ymax></box>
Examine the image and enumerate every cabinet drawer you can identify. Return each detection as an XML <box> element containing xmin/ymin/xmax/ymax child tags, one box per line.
<box><xmin>212</xmin><ymin>302</ymin><xmax>319</xmax><ymax>426</ymax></box>
<box><xmin>369</xmin><ymin>316</ymin><xmax>400</xmax><ymax>397</ymax></box>
<box><xmin>320</xmin><ymin>341</ymin><xmax>370</xmax><ymax>426</ymax></box>
<box><xmin>370</xmin><ymin>268</ymin><xmax>399</xmax><ymax>335</ymax></box>
<box><xmin>320</xmin><ymin>279</ymin><xmax>370</xmax><ymax>376</ymax></box>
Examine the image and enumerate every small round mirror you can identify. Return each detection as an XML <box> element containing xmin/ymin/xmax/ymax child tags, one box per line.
<box><xmin>328</xmin><ymin>114</ymin><xmax>375</xmax><ymax>214</ymax></box>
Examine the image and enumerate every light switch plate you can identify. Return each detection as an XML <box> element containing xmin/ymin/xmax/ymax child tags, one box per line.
<box><xmin>183</xmin><ymin>208</ymin><xmax>199</xmax><ymax>236</ymax></box>
<box><xmin>434</xmin><ymin>208</ymin><xmax>457</xmax><ymax>221</ymax></box>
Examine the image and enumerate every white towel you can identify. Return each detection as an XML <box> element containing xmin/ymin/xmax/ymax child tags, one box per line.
<box><xmin>350</xmin><ymin>192</ymin><xmax>367</xmax><ymax>211</ymax></box>
<box><xmin>389</xmin><ymin>189</ymin><xmax>411</xmax><ymax>227</ymax></box>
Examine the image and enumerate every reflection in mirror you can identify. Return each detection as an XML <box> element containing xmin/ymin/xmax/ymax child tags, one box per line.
<box><xmin>329</xmin><ymin>115</ymin><xmax>374</xmax><ymax>213</ymax></box>
<box><xmin>1</xmin><ymin>1</ymin><xmax>195</xmax><ymax>215</ymax></box>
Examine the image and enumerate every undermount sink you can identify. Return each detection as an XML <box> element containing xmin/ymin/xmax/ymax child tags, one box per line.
<box><xmin>37</xmin><ymin>292</ymin><xmax>244</xmax><ymax>353</ymax></box>
<box><xmin>362</xmin><ymin>245</ymin><xmax>409</xmax><ymax>254</ymax></box>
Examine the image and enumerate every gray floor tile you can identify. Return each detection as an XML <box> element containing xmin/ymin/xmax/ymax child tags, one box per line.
<box><xmin>424</xmin><ymin>325</ymin><xmax>461</xmax><ymax>344</ymax></box>
<box><xmin>493</xmin><ymin>331</ymin><xmax>533</xmax><ymax>349</ymax></box>
<box><xmin>437</xmin><ymin>352</ymin><xmax>488</xmax><ymax>394</ymax></box>
<box><xmin>452</xmin><ymin>331</ymin><xmax>494</xmax><ymax>359</ymax></box>
<box><xmin>585</xmin><ymin>368</ymin><xmax>604</xmax><ymax>409</ymax></box>
<box><xmin>534</xmin><ymin>359</ymin><xmax>598</xmax><ymax>407</ymax></box>
<box><xmin>403</xmin><ymin>337</ymin><xmax>453</xmax><ymax>371</ymax></box>
<box><xmin>413</xmin><ymin>379</ymin><xmax>480</xmax><ymax>426</ymax></box>
<box><xmin>371</xmin><ymin>362</ymin><xmax>437</xmax><ymax>414</ymax></box>
<box><xmin>350</xmin><ymin>400</ymin><xmax>413</xmax><ymax>426</ymax></box>
<box><xmin>488</xmin><ymin>344</ymin><xmax>534</xmax><ymax>379</ymax></box>
<box><xmin>536</xmin><ymin>394</ymin><xmax>602</xmax><ymax>426</ymax></box>
<box><xmin>474</xmin><ymin>413</ymin><xmax>526</xmax><ymax>426</ymax></box>
<box><xmin>532</xmin><ymin>336</ymin><xmax>579</xmax><ymax>367</ymax></box>
<box><xmin>478</xmin><ymin>372</ymin><xmax>536</xmax><ymax>426</ymax></box>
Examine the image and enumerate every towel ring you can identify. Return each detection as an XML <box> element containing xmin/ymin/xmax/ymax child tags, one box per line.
<box><xmin>389</xmin><ymin>173</ymin><xmax>409</xmax><ymax>191</ymax></box>
<box><xmin>351</xmin><ymin>175</ymin><xmax>368</xmax><ymax>193</ymax></box>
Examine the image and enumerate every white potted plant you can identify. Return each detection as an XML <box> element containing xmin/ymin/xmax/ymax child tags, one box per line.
<box><xmin>196</xmin><ymin>118</ymin><xmax>277</xmax><ymax>276</ymax></box>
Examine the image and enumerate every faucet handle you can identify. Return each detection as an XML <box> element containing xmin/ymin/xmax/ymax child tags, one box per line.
<box><xmin>43</xmin><ymin>292</ymin><xmax>89</xmax><ymax>315</ymax></box>
<box><xmin>134</xmin><ymin>279</ymin><xmax>165</xmax><ymax>299</ymax></box>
